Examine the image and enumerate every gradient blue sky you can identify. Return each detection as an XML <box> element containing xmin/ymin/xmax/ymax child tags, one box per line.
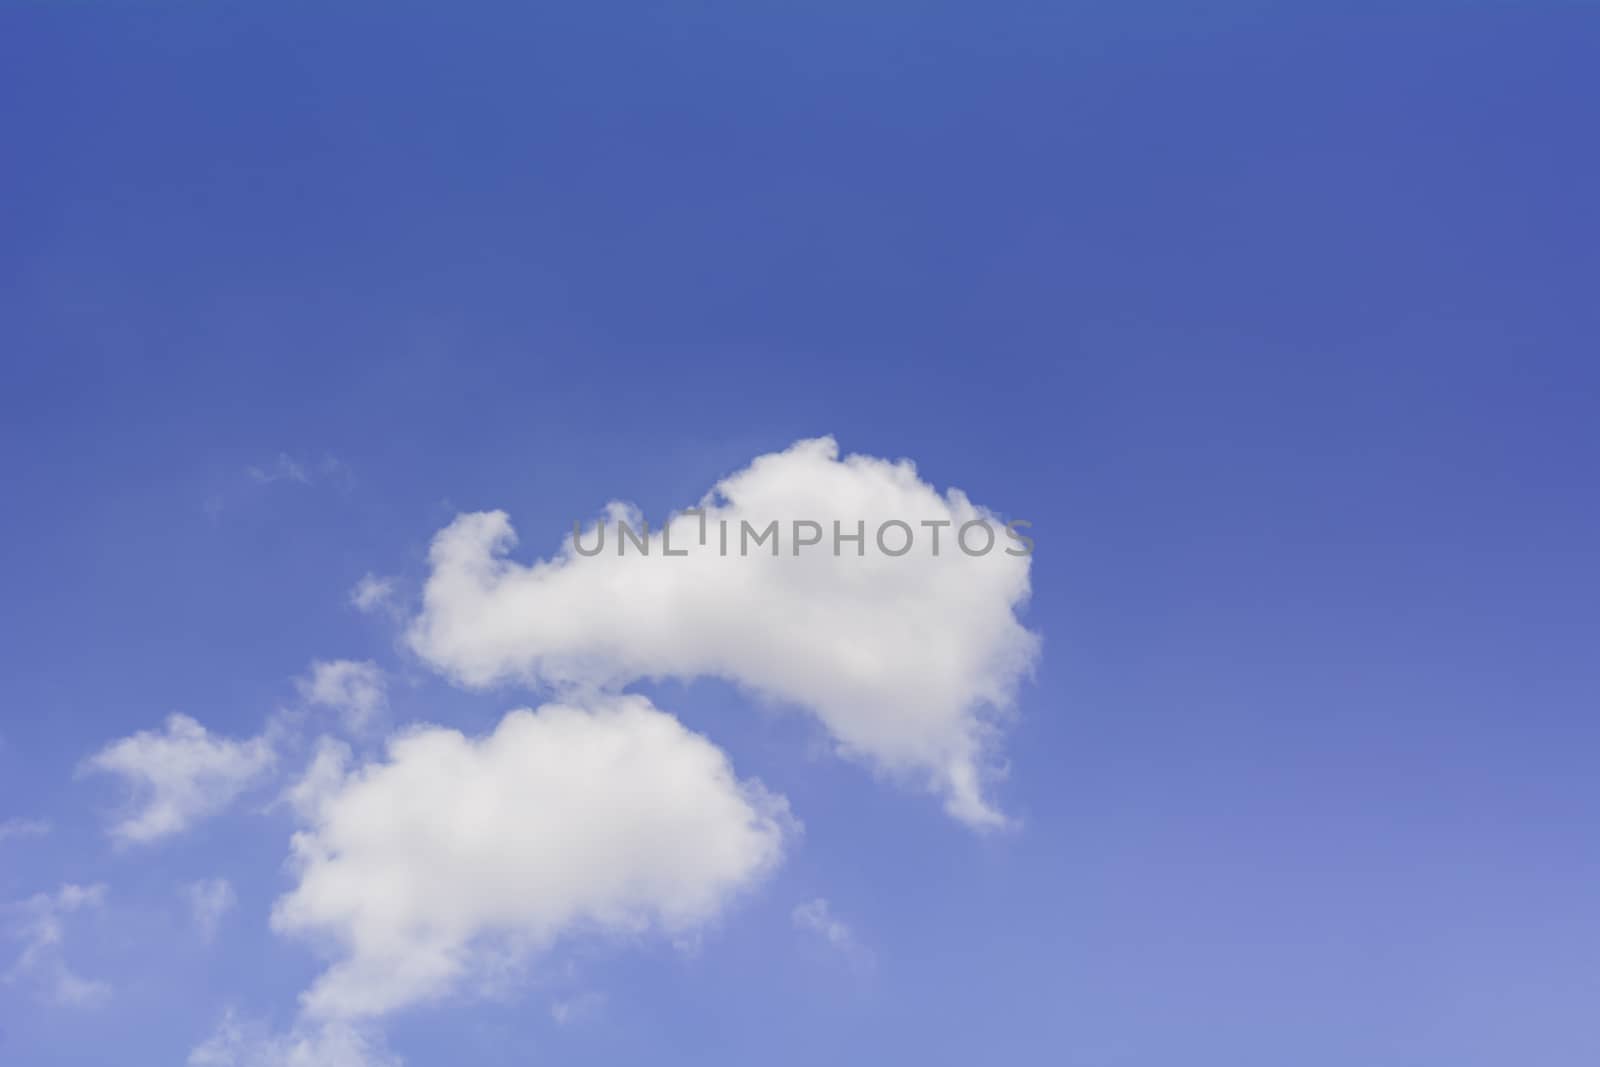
<box><xmin>3</xmin><ymin>3</ymin><xmax>1599</xmax><ymax>1064</ymax></box>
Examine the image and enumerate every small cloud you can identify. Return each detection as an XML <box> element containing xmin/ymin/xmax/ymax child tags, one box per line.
<box><xmin>792</xmin><ymin>898</ymin><xmax>872</xmax><ymax>970</ymax></box>
<box><xmin>186</xmin><ymin>879</ymin><xmax>237</xmax><ymax>941</ymax></box>
<box><xmin>79</xmin><ymin>714</ymin><xmax>276</xmax><ymax>846</ymax></box>
<box><xmin>298</xmin><ymin>661</ymin><xmax>387</xmax><ymax>733</ymax></box>
<box><xmin>51</xmin><ymin>969</ymin><xmax>112</xmax><ymax>1006</ymax></box>
<box><xmin>0</xmin><ymin>817</ymin><xmax>51</xmax><ymax>843</ymax></box>
<box><xmin>348</xmin><ymin>574</ymin><xmax>399</xmax><ymax>616</ymax></box>
<box><xmin>550</xmin><ymin>991</ymin><xmax>606</xmax><ymax>1026</ymax></box>
<box><xmin>247</xmin><ymin>454</ymin><xmax>311</xmax><ymax>486</ymax></box>
<box><xmin>5</xmin><ymin>883</ymin><xmax>110</xmax><ymax>1006</ymax></box>
<box><xmin>245</xmin><ymin>453</ymin><xmax>353</xmax><ymax>490</ymax></box>
<box><xmin>209</xmin><ymin>453</ymin><xmax>354</xmax><ymax>519</ymax></box>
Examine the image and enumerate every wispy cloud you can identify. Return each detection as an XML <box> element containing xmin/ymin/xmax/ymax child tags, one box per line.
<box><xmin>0</xmin><ymin>817</ymin><xmax>51</xmax><ymax>843</ymax></box>
<box><xmin>246</xmin><ymin>453</ymin><xmax>353</xmax><ymax>490</ymax></box>
<box><xmin>188</xmin><ymin>1009</ymin><xmax>397</xmax><ymax>1067</ymax></box>
<box><xmin>4</xmin><ymin>883</ymin><xmax>110</xmax><ymax>1006</ymax></box>
<box><xmin>792</xmin><ymin>898</ymin><xmax>872</xmax><ymax>970</ymax></box>
<box><xmin>207</xmin><ymin>453</ymin><xmax>355</xmax><ymax>520</ymax></box>
<box><xmin>186</xmin><ymin>879</ymin><xmax>237</xmax><ymax>941</ymax></box>
<box><xmin>247</xmin><ymin>453</ymin><xmax>311</xmax><ymax>485</ymax></box>
<box><xmin>550</xmin><ymin>991</ymin><xmax>606</xmax><ymax>1026</ymax></box>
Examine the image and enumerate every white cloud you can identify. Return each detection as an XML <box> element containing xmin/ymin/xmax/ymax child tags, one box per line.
<box><xmin>189</xmin><ymin>1010</ymin><xmax>396</xmax><ymax>1067</ymax></box>
<box><xmin>348</xmin><ymin>574</ymin><xmax>399</xmax><ymax>616</ymax></box>
<box><xmin>187</xmin><ymin>878</ymin><xmax>237</xmax><ymax>940</ymax></box>
<box><xmin>406</xmin><ymin>436</ymin><xmax>1038</xmax><ymax>827</ymax></box>
<box><xmin>298</xmin><ymin>661</ymin><xmax>387</xmax><ymax>732</ymax></box>
<box><xmin>283</xmin><ymin>737</ymin><xmax>353</xmax><ymax>821</ymax></box>
<box><xmin>272</xmin><ymin>694</ymin><xmax>790</xmax><ymax>1020</ymax></box>
<box><xmin>0</xmin><ymin>816</ymin><xmax>51</xmax><ymax>842</ymax></box>
<box><xmin>80</xmin><ymin>714</ymin><xmax>276</xmax><ymax>845</ymax></box>
<box><xmin>5</xmin><ymin>883</ymin><xmax>110</xmax><ymax>1006</ymax></box>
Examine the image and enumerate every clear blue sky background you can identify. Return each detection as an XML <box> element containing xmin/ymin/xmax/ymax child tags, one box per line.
<box><xmin>2</xmin><ymin>3</ymin><xmax>1598</xmax><ymax>1064</ymax></box>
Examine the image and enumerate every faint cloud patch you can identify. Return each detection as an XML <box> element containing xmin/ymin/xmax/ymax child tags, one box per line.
<box><xmin>186</xmin><ymin>879</ymin><xmax>237</xmax><ymax>941</ymax></box>
<box><xmin>316</xmin><ymin>455</ymin><xmax>357</xmax><ymax>492</ymax></box>
<box><xmin>247</xmin><ymin>453</ymin><xmax>311</xmax><ymax>486</ymax></box>
<box><xmin>4</xmin><ymin>884</ymin><xmax>110</xmax><ymax>1006</ymax></box>
<box><xmin>0</xmin><ymin>817</ymin><xmax>51</xmax><ymax>843</ymax></box>
<box><xmin>549</xmin><ymin>991</ymin><xmax>606</xmax><ymax>1026</ymax></box>
<box><xmin>792</xmin><ymin>897</ymin><xmax>872</xmax><ymax>972</ymax></box>
<box><xmin>349</xmin><ymin>574</ymin><xmax>400</xmax><ymax>617</ymax></box>
<box><xmin>188</xmin><ymin>1009</ymin><xmax>397</xmax><ymax>1067</ymax></box>
<box><xmin>207</xmin><ymin>453</ymin><xmax>355</xmax><ymax>520</ymax></box>
<box><xmin>244</xmin><ymin>452</ymin><xmax>354</xmax><ymax>492</ymax></box>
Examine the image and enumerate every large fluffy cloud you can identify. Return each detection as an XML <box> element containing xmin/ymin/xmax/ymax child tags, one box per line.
<box><xmin>272</xmin><ymin>694</ymin><xmax>789</xmax><ymax>1020</ymax></box>
<box><xmin>80</xmin><ymin>714</ymin><xmax>275</xmax><ymax>844</ymax></box>
<box><xmin>406</xmin><ymin>436</ymin><xmax>1039</xmax><ymax>827</ymax></box>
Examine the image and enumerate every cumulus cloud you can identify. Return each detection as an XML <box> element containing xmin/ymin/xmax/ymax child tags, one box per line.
<box><xmin>406</xmin><ymin>436</ymin><xmax>1038</xmax><ymax>827</ymax></box>
<box><xmin>187</xmin><ymin>879</ymin><xmax>238</xmax><ymax>941</ymax></box>
<box><xmin>80</xmin><ymin>714</ymin><xmax>276</xmax><ymax>844</ymax></box>
<box><xmin>189</xmin><ymin>1011</ymin><xmax>396</xmax><ymax>1067</ymax></box>
<box><xmin>5</xmin><ymin>883</ymin><xmax>110</xmax><ymax>1006</ymax></box>
<box><xmin>298</xmin><ymin>661</ymin><xmax>387</xmax><ymax>732</ymax></box>
<box><xmin>0</xmin><ymin>816</ymin><xmax>51</xmax><ymax>842</ymax></box>
<box><xmin>272</xmin><ymin>694</ymin><xmax>790</xmax><ymax>1020</ymax></box>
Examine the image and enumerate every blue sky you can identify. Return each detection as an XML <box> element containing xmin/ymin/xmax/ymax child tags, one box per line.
<box><xmin>2</xmin><ymin>2</ymin><xmax>1599</xmax><ymax>1064</ymax></box>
